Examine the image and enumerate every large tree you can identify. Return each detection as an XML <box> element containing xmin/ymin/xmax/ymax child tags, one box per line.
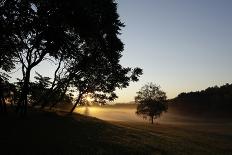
<box><xmin>0</xmin><ymin>0</ymin><xmax>128</xmax><ymax>115</ymax></box>
<box><xmin>135</xmin><ymin>83</ymin><xmax>168</xmax><ymax>124</ymax></box>
<box><xmin>0</xmin><ymin>0</ymin><xmax>129</xmax><ymax>113</ymax></box>
<box><xmin>46</xmin><ymin>37</ymin><xmax>142</xmax><ymax>113</ymax></box>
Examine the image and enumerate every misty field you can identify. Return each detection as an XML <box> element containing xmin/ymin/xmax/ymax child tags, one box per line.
<box><xmin>75</xmin><ymin>104</ymin><xmax>230</xmax><ymax>124</ymax></box>
<box><xmin>76</xmin><ymin>104</ymin><xmax>232</xmax><ymax>154</ymax></box>
<box><xmin>1</xmin><ymin>106</ymin><xmax>232</xmax><ymax>154</ymax></box>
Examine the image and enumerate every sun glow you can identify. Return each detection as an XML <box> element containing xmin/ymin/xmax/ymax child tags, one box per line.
<box><xmin>86</xmin><ymin>95</ymin><xmax>94</xmax><ymax>102</ymax></box>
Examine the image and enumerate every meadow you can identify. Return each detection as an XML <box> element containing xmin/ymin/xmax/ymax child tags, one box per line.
<box><xmin>1</xmin><ymin>105</ymin><xmax>231</xmax><ymax>154</ymax></box>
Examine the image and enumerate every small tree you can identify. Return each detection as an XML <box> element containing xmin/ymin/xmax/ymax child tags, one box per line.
<box><xmin>29</xmin><ymin>72</ymin><xmax>52</xmax><ymax>106</ymax></box>
<box><xmin>135</xmin><ymin>83</ymin><xmax>168</xmax><ymax>124</ymax></box>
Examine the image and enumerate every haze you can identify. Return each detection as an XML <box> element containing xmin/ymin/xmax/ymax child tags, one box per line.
<box><xmin>75</xmin><ymin>105</ymin><xmax>202</xmax><ymax>125</ymax></box>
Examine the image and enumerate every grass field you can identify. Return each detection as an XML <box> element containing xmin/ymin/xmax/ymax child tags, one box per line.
<box><xmin>1</xmin><ymin>108</ymin><xmax>232</xmax><ymax>155</ymax></box>
<box><xmin>112</xmin><ymin>121</ymin><xmax>232</xmax><ymax>155</ymax></box>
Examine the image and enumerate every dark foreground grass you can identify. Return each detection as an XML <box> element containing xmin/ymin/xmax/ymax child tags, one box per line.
<box><xmin>112</xmin><ymin>121</ymin><xmax>232</xmax><ymax>155</ymax></box>
<box><xmin>1</xmin><ymin>109</ymin><xmax>232</xmax><ymax>155</ymax></box>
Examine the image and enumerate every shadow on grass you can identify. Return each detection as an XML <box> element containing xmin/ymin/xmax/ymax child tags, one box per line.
<box><xmin>1</xmin><ymin>108</ymin><xmax>232</xmax><ymax>155</ymax></box>
<box><xmin>0</xmin><ymin>108</ymin><xmax>161</xmax><ymax>155</ymax></box>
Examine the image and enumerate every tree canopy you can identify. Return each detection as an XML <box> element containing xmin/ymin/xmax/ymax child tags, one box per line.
<box><xmin>0</xmin><ymin>0</ymin><xmax>142</xmax><ymax>115</ymax></box>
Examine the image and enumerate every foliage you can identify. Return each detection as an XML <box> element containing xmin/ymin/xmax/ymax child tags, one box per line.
<box><xmin>0</xmin><ymin>72</ymin><xmax>11</xmax><ymax>81</ymax></box>
<box><xmin>135</xmin><ymin>83</ymin><xmax>167</xmax><ymax>124</ymax></box>
<box><xmin>29</xmin><ymin>72</ymin><xmax>51</xmax><ymax>105</ymax></box>
<box><xmin>0</xmin><ymin>10</ymin><xmax>16</xmax><ymax>72</ymax></box>
<box><xmin>68</xmin><ymin>51</ymin><xmax>143</xmax><ymax>112</ymax></box>
<box><xmin>0</xmin><ymin>0</ymin><xmax>142</xmax><ymax>115</ymax></box>
<box><xmin>67</xmin><ymin>50</ymin><xmax>142</xmax><ymax>112</ymax></box>
<box><xmin>28</xmin><ymin>72</ymin><xmax>73</xmax><ymax>107</ymax></box>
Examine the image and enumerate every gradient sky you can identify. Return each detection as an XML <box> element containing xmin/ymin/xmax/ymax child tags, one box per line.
<box><xmin>114</xmin><ymin>0</ymin><xmax>232</xmax><ymax>102</ymax></box>
<box><xmin>9</xmin><ymin>0</ymin><xmax>232</xmax><ymax>103</ymax></box>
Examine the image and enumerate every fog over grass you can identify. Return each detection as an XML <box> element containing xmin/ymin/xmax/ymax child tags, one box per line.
<box><xmin>74</xmin><ymin>104</ymin><xmax>205</xmax><ymax>125</ymax></box>
<box><xmin>74</xmin><ymin>104</ymin><xmax>232</xmax><ymax>126</ymax></box>
<box><xmin>75</xmin><ymin>105</ymin><xmax>143</xmax><ymax>122</ymax></box>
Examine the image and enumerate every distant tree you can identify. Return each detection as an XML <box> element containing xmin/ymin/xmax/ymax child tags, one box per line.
<box><xmin>135</xmin><ymin>83</ymin><xmax>168</xmax><ymax>124</ymax></box>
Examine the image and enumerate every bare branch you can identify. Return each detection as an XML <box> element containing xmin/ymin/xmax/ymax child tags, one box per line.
<box><xmin>51</xmin><ymin>55</ymin><xmax>63</xmax><ymax>89</ymax></box>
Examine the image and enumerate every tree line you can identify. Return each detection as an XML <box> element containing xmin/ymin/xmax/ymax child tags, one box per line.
<box><xmin>171</xmin><ymin>83</ymin><xmax>232</xmax><ymax>113</ymax></box>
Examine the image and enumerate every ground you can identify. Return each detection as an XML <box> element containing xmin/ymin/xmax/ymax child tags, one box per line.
<box><xmin>0</xmin><ymin>108</ymin><xmax>232</xmax><ymax>155</ymax></box>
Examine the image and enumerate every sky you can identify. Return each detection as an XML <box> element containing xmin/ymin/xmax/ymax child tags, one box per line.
<box><xmin>114</xmin><ymin>0</ymin><xmax>232</xmax><ymax>102</ymax></box>
<box><xmin>8</xmin><ymin>0</ymin><xmax>232</xmax><ymax>103</ymax></box>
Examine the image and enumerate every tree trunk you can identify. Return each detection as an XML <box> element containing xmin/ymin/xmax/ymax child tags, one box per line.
<box><xmin>70</xmin><ymin>93</ymin><xmax>82</xmax><ymax>113</ymax></box>
<box><xmin>48</xmin><ymin>89</ymin><xmax>66</xmax><ymax>110</ymax></box>
<box><xmin>48</xmin><ymin>80</ymin><xmax>70</xmax><ymax>110</ymax></box>
<box><xmin>43</xmin><ymin>57</ymin><xmax>63</xmax><ymax>109</ymax></box>
<box><xmin>151</xmin><ymin>116</ymin><xmax>154</xmax><ymax>124</ymax></box>
<box><xmin>17</xmin><ymin>69</ymin><xmax>31</xmax><ymax>116</ymax></box>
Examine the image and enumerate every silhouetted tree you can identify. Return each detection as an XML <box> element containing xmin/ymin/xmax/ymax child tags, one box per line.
<box><xmin>69</xmin><ymin>61</ymin><xmax>142</xmax><ymax>113</ymax></box>
<box><xmin>0</xmin><ymin>8</ymin><xmax>16</xmax><ymax>72</ymax></box>
<box><xmin>29</xmin><ymin>72</ymin><xmax>51</xmax><ymax>106</ymax></box>
<box><xmin>135</xmin><ymin>83</ymin><xmax>168</xmax><ymax>124</ymax></box>
<box><xmin>0</xmin><ymin>0</ymin><xmax>129</xmax><ymax>115</ymax></box>
<box><xmin>24</xmin><ymin>72</ymin><xmax>73</xmax><ymax>109</ymax></box>
<box><xmin>0</xmin><ymin>0</ymin><xmax>64</xmax><ymax>115</ymax></box>
<box><xmin>45</xmin><ymin>37</ymin><xmax>143</xmax><ymax>112</ymax></box>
